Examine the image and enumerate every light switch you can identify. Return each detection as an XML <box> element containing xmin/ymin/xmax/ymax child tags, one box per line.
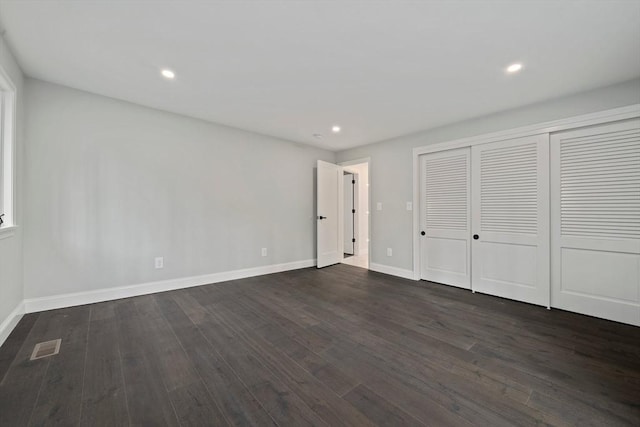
<box><xmin>376</xmin><ymin>202</ymin><xmax>382</xmax><ymax>211</ymax></box>
<box><xmin>406</xmin><ymin>202</ymin><xmax>413</xmax><ymax>211</ymax></box>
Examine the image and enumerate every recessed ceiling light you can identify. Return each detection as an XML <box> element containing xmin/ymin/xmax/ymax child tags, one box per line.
<box><xmin>161</xmin><ymin>69</ymin><xmax>175</xmax><ymax>79</ymax></box>
<box><xmin>506</xmin><ymin>63</ymin><xmax>523</xmax><ymax>73</ymax></box>
<box><xmin>332</xmin><ymin>125</ymin><xmax>341</xmax><ymax>133</ymax></box>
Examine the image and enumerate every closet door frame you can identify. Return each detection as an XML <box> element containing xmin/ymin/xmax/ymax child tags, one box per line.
<box><xmin>412</xmin><ymin>104</ymin><xmax>639</xmax><ymax>281</ymax></box>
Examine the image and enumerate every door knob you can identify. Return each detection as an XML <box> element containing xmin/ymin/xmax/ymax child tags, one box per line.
<box><xmin>420</xmin><ymin>231</ymin><xmax>426</xmax><ymax>236</ymax></box>
<box><xmin>318</xmin><ymin>216</ymin><xmax>326</xmax><ymax>220</ymax></box>
<box><xmin>473</xmin><ymin>234</ymin><xmax>479</xmax><ymax>240</ymax></box>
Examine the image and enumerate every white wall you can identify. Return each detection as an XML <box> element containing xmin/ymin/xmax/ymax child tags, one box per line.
<box><xmin>336</xmin><ymin>78</ymin><xmax>640</xmax><ymax>274</ymax></box>
<box><xmin>23</xmin><ymin>79</ymin><xmax>334</xmax><ymax>299</ymax></box>
<box><xmin>0</xmin><ymin>35</ymin><xmax>24</xmax><ymax>342</ymax></box>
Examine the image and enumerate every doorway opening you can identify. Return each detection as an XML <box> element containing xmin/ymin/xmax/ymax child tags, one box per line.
<box><xmin>340</xmin><ymin>160</ymin><xmax>369</xmax><ymax>269</ymax></box>
<box><xmin>343</xmin><ymin>171</ymin><xmax>356</xmax><ymax>258</ymax></box>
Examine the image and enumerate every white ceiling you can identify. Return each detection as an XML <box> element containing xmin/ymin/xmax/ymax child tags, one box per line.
<box><xmin>1</xmin><ymin>0</ymin><xmax>639</xmax><ymax>150</ymax></box>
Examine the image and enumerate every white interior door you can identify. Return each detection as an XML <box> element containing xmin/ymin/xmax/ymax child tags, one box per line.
<box><xmin>471</xmin><ymin>135</ymin><xmax>550</xmax><ymax>306</ymax></box>
<box><xmin>420</xmin><ymin>148</ymin><xmax>471</xmax><ymax>288</ymax></box>
<box><xmin>551</xmin><ymin>119</ymin><xmax>640</xmax><ymax>326</ymax></box>
<box><xmin>317</xmin><ymin>160</ymin><xmax>343</xmax><ymax>268</ymax></box>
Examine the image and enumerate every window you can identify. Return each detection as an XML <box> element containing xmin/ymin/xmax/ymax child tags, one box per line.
<box><xmin>0</xmin><ymin>66</ymin><xmax>16</xmax><ymax>231</ymax></box>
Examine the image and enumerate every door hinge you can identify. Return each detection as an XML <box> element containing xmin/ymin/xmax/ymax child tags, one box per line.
<box><xmin>352</xmin><ymin>238</ymin><xmax>356</xmax><ymax>243</ymax></box>
<box><xmin>352</xmin><ymin>179</ymin><xmax>355</xmax><ymax>184</ymax></box>
<box><xmin>352</xmin><ymin>209</ymin><xmax>356</xmax><ymax>214</ymax></box>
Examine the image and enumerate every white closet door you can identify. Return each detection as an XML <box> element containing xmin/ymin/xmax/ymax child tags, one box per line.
<box><xmin>551</xmin><ymin>119</ymin><xmax>640</xmax><ymax>326</ymax></box>
<box><xmin>420</xmin><ymin>148</ymin><xmax>471</xmax><ymax>288</ymax></box>
<box><xmin>471</xmin><ymin>135</ymin><xmax>550</xmax><ymax>306</ymax></box>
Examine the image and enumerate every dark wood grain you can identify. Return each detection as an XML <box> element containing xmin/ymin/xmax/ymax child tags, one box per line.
<box><xmin>343</xmin><ymin>384</ymin><xmax>424</xmax><ymax>427</ymax></box>
<box><xmin>155</xmin><ymin>291</ymin><xmax>275</xmax><ymax>426</ymax></box>
<box><xmin>0</xmin><ymin>264</ymin><xmax>638</xmax><ymax>426</ymax></box>
<box><xmin>0</xmin><ymin>313</ymin><xmax>38</xmax><ymax>384</ymax></box>
<box><xmin>79</xmin><ymin>304</ymin><xmax>129</xmax><ymax>427</ymax></box>
<box><xmin>0</xmin><ymin>307</ymin><xmax>88</xmax><ymax>426</ymax></box>
<box><xmin>169</xmin><ymin>380</ymin><xmax>229</xmax><ymax>426</ymax></box>
<box><xmin>209</xmin><ymin>298</ymin><xmax>375</xmax><ymax>427</ymax></box>
<box><xmin>28</xmin><ymin>306</ymin><xmax>91</xmax><ymax>426</ymax></box>
<box><xmin>115</xmin><ymin>299</ymin><xmax>180</xmax><ymax>426</ymax></box>
<box><xmin>192</xmin><ymin>301</ymin><xmax>327</xmax><ymax>426</ymax></box>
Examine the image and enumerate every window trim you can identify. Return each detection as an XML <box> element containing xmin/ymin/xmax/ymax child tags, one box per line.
<box><xmin>0</xmin><ymin>65</ymin><xmax>17</xmax><ymax>236</ymax></box>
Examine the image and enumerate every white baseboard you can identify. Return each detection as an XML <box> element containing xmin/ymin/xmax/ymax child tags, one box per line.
<box><xmin>0</xmin><ymin>301</ymin><xmax>25</xmax><ymax>348</ymax></box>
<box><xmin>369</xmin><ymin>262</ymin><xmax>416</xmax><ymax>281</ymax></box>
<box><xmin>24</xmin><ymin>259</ymin><xmax>316</xmax><ymax>314</ymax></box>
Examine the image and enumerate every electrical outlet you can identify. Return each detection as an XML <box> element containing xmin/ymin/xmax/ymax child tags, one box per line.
<box><xmin>261</xmin><ymin>248</ymin><xmax>268</xmax><ymax>257</ymax></box>
<box><xmin>376</xmin><ymin>202</ymin><xmax>382</xmax><ymax>211</ymax></box>
<box><xmin>406</xmin><ymin>202</ymin><xmax>413</xmax><ymax>211</ymax></box>
<box><xmin>154</xmin><ymin>257</ymin><xmax>164</xmax><ymax>269</ymax></box>
<box><xmin>387</xmin><ymin>248</ymin><xmax>393</xmax><ymax>257</ymax></box>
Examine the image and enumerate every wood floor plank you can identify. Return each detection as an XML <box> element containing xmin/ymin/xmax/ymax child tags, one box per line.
<box><xmin>196</xmin><ymin>318</ymin><xmax>326</xmax><ymax>426</ymax></box>
<box><xmin>131</xmin><ymin>295</ymin><xmax>201</xmax><ymax>392</ymax></box>
<box><xmin>0</xmin><ymin>308</ymin><xmax>86</xmax><ymax>426</ymax></box>
<box><xmin>305</xmin><ymin>302</ymin><xmax>535</xmax><ymax>404</ymax></box>
<box><xmin>343</xmin><ymin>383</ymin><xmax>425</xmax><ymax>427</ymax></box>
<box><xmin>323</xmin><ymin>338</ymin><xmax>475</xmax><ymax>426</ymax></box>
<box><xmin>210</xmin><ymin>298</ymin><xmax>375</xmax><ymax>427</ymax></box>
<box><xmin>262</xmin><ymin>275</ymin><xmax>535</xmax><ymax>408</ymax></box>
<box><xmin>155</xmin><ymin>292</ymin><xmax>275</xmax><ymax>427</ymax></box>
<box><xmin>271</xmin><ymin>334</ymin><xmax>359</xmax><ymax>397</ymax></box>
<box><xmin>238</xmin><ymin>291</ymin><xmax>335</xmax><ymax>353</ymax></box>
<box><xmin>323</xmin><ymin>334</ymin><xmax>505</xmax><ymax>426</ymax></box>
<box><xmin>187</xmin><ymin>293</ymin><xmax>328</xmax><ymax>426</ymax></box>
<box><xmin>1</xmin><ymin>264</ymin><xmax>638</xmax><ymax>426</ymax></box>
<box><xmin>28</xmin><ymin>306</ymin><xmax>92</xmax><ymax>426</ymax></box>
<box><xmin>257</xmin><ymin>275</ymin><xmax>559</xmax><ymax>425</ymax></box>
<box><xmin>470</xmin><ymin>342</ymin><xmax>640</xmax><ymax>424</ymax></box>
<box><xmin>79</xmin><ymin>314</ymin><xmax>129</xmax><ymax>427</ymax></box>
<box><xmin>527</xmin><ymin>389</ymin><xmax>635</xmax><ymax>427</ymax></box>
<box><xmin>169</xmin><ymin>380</ymin><xmax>230</xmax><ymax>426</ymax></box>
<box><xmin>299</xmin><ymin>297</ymin><xmax>565</xmax><ymax>425</ymax></box>
<box><xmin>0</xmin><ymin>313</ymin><xmax>39</xmax><ymax>384</ymax></box>
<box><xmin>115</xmin><ymin>300</ymin><xmax>180</xmax><ymax>427</ymax></box>
<box><xmin>228</xmin><ymin>295</ymin><xmax>359</xmax><ymax>396</ymax></box>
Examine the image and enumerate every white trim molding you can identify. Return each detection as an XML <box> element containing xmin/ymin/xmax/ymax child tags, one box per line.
<box><xmin>370</xmin><ymin>262</ymin><xmax>416</xmax><ymax>281</ymax></box>
<box><xmin>24</xmin><ymin>259</ymin><xmax>316</xmax><ymax>314</ymax></box>
<box><xmin>412</xmin><ymin>104</ymin><xmax>640</xmax><ymax>280</ymax></box>
<box><xmin>0</xmin><ymin>301</ymin><xmax>25</xmax><ymax>348</ymax></box>
<box><xmin>339</xmin><ymin>157</ymin><xmax>371</xmax><ymax>167</ymax></box>
<box><xmin>412</xmin><ymin>104</ymin><xmax>640</xmax><ymax>157</ymax></box>
<box><xmin>0</xmin><ymin>224</ymin><xmax>17</xmax><ymax>240</ymax></box>
<box><xmin>0</xmin><ymin>65</ymin><xmax>17</xmax><ymax>229</ymax></box>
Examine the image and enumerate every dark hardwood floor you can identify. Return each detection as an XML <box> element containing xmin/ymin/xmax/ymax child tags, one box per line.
<box><xmin>1</xmin><ymin>264</ymin><xmax>639</xmax><ymax>426</ymax></box>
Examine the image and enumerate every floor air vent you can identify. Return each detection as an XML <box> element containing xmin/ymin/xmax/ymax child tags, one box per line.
<box><xmin>30</xmin><ymin>339</ymin><xmax>62</xmax><ymax>360</ymax></box>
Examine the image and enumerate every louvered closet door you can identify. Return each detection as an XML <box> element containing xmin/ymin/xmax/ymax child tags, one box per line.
<box><xmin>420</xmin><ymin>148</ymin><xmax>471</xmax><ymax>288</ymax></box>
<box><xmin>471</xmin><ymin>135</ymin><xmax>550</xmax><ymax>306</ymax></box>
<box><xmin>551</xmin><ymin>119</ymin><xmax>640</xmax><ymax>326</ymax></box>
